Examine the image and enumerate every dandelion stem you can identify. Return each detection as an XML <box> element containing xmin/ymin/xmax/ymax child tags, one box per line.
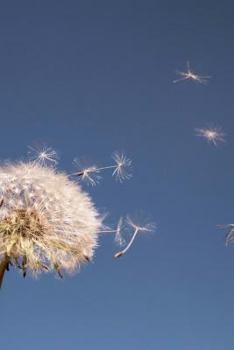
<box><xmin>92</xmin><ymin>165</ymin><xmax>116</xmax><ymax>172</ymax></box>
<box><xmin>114</xmin><ymin>228</ymin><xmax>139</xmax><ymax>258</ymax></box>
<box><xmin>69</xmin><ymin>165</ymin><xmax>116</xmax><ymax>177</ymax></box>
<box><xmin>98</xmin><ymin>229</ymin><xmax>119</xmax><ymax>234</ymax></box>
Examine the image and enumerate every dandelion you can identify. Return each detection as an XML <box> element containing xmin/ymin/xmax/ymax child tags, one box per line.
<box><xmin>173</xmin><ymin>61</ymin><xmax>210</xmax><ymax>84</ymax></box>
<box><xmin>195</xmin><ymin>127</ymin><xmax>225</xmax><ymax>146</ymax></box>
<box><xmin>70</xmin><ymin>152</ymin><xmax>132</xmax><ymax>185</ymax></box>
<box><xmin>0</xmin><ymin>162</ymin><xmax>103</xmax><ymax>287</ymax></box>
<box><xmin>114</xmin><ymin>216</ymin><xmax>155</xmax><ymax>258</ymax></box>
<box><xmin>28</xmin><ymin>146</ymin><xmax>58</xmax><ymax>166</ymax></box>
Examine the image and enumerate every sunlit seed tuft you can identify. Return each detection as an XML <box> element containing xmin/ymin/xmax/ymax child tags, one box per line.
<box><xmin>195</xmin><ymin>127</ymin><xmax>225</xmax><ymax>146</ymax></box>
<box><xmin>28</xmin><ymin>146</ymin><xmax>58</xmax><ymax>166</ymax></box>
<box><xmin>112</xmin><ymin>152</ymin><xmax>132</xmax><ymax>182</ymax></box>
<box><xmin>173</xmin><ymin>61</ymin><xmax>210</xmax><ymax>84</ymax></box>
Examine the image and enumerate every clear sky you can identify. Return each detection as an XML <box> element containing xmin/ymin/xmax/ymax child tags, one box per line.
<box><xmin>0</xmin><ymin>1</ymin><xmax>234</xmax><ymax>349</ymax></box>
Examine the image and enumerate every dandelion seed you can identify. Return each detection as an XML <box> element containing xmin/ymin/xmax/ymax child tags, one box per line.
<box><xmin>114</xmin><ymin>216</ymin><xmax>155</xmax><ymax>258</ymax></box>
<box><xmin>28</xmin><ymin>146</ymin><xmax>58</xmax><ymax>166</ymax></box>
<box><xmin>0</xmin><ymin>162</ymin><xmax>103</xmax><ymax>287</ymax></box>
<box><xmin>112</xmin><ymin>152</ymin><xmax>132</xmax><ymax>182</ymax></box>
<box><xmin>70</xmin><ymin>152</ymin><xmax>132</xmax><ymax>184</ymax></box>
<box><xmin>218</xmin><ymin>224</ymin><xmax>234</xmax><ymax>246</ymax></box>
<box><xmin>173</xmin><ymin>61</ymin><xmax>210</xmax><ymax>84</ymax></box>
<box><xmin>195</xmin><ymin>127</ymin><xmax>225</xmax><ymax>146</ymax></box>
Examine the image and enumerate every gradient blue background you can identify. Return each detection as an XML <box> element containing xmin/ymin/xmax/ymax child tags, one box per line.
<box><xmin>0</xmin><ymin>1</ymin><xmax>234</xmax><ymax>349</ymax></box>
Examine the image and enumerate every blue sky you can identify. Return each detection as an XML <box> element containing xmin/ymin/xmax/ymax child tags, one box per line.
<box><xmin>0</xmin><ymin>1</ymin><xmax>234</xmax><ymax>349</ymax></box>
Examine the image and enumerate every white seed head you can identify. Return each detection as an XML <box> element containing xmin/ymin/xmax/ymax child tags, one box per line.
<box><xmin>0</xmin><ymin>162</ymin><xmax>103</xmax><ymax>277</ymax></box>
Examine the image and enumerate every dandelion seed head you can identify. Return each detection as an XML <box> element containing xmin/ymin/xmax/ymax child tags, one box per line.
<box><xmin>0</xmin><ymin>162</ymin><xmax>103</xmax><ymax>277</ymax></box>
<box><xmin>112</xmin><ymin>152</ymin><xmax>132</xmax><ymax>182</ymax></box>
<box><xmin>195</xmin><ymin>127</ymin><xmax>225</xmax><ymax>145</ymax></box>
